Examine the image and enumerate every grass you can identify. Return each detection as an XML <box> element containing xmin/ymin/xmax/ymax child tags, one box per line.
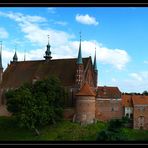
<box><xmin>122</xmin><ymin>128</ymin><xmax>148</xmax><ymax>141</ymax></box>
<box><xmin>0</xmin><ymin>116</ymin><xmax>148</xmax><ymax>141</ymax></box>
<box><xmin>0</xmin><ymin>116</ymin><xmax>106</xmax><ymax>141</ymax></box>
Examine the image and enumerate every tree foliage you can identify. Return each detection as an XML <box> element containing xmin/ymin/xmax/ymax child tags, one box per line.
<box><xmin>96</xmin><ymin>118</ymin><xmax>129</xmax><ymax>141</ymax></box>
<box><xmin>5</xmin><ymin>76</ymin><xmax>66</xmax><ymax>134</ymax></box>
<box><xmin>142</xmin><ymin>90</ymin><xmax>148</xmax><ymax>96</ymax></box>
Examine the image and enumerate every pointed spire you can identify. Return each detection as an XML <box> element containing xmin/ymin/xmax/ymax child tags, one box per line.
<box><xmin>0</xmin><ymin>41</ymin><xmax>3</xmax><ymax>69</ymax></box>
<box><xmin>77</xmin><ymin>32</ymin><xmax>83</xmax><ymax>64</ymax></box>
<box><xmin>44</xmin><ymin>34</ymin><xmax>52</xmax><ymax>60</ymax></box>
<box><xmin>93</xmin><ymin>47</ymin><xmax>97</xmax><ymax>71</ymax></box>
<box><xmin>13</xmin><ymin>50</ymin><xmax>18</xmax><ymax>62</ymax></box>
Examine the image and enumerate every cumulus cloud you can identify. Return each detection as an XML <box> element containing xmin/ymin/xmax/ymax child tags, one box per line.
<box><xmin>0</xmin><ymin>27</ymin><xmax>9</xmax><ymax>39</ymax></box>
<box><xmin>130</xmin><ymin>73</ymin><xmax>143</xmax><ymax>81</ymax></box>
<box><xmin>116</xmin><ymin>71</ymin><xmax>148</xmax><ymax>93</ymax></box>
<box><xmin>0</xmin><ymin>11</ymin><xmax>130</xmax><ymax>71</ymax></box>
<box><xmin>70</xmin><ymin>40</ymin><xmax>130</xmax><ymax>70</ymax></box>
<box><xmin>0</xmin><ymin>11</ymin><xmax>47</xmax><ymax>23</ymax></box>
<box><xmin>75</xmin><ymin>14</ymin><xmax>99</xmax><ymax>26</ymax></box>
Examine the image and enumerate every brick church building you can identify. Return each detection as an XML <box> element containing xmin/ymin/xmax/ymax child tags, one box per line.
<box><xmin>0</xmin><ymin>36</ymin><xmax>148</xmax><ymax>130</ymax></box>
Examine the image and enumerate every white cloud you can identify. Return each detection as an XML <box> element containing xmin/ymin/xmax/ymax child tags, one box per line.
<box><xmin>54</xmin><ymin>21</ymin><xmax>67</xmax><ymax>26</ymax></box>
<box><xmin>0</xmin><ymin>11</ymin><xmax>47</xmax><ymax>23</ymax></box>
<box><xmin>0</xmin><ymin>27</ymin><xmax>9</xmax><ymax>39</ymax></box>
<box><xmin>116</xmin><ymin>71</ymin><xmax>148</xmax><ymax>93</ymax></box>
<box><xmin>47</xmin><ymin>8</ymin><xmax>56</xmax><ymax>14</ymax></box>
<box><xmin>70</xmin><ymin>40</ymin><xmax>130</xmax><ymax>70</ymax></box>
<box><xmin>75</xmin><ymin>14</ymin><xmax>99</xmax><ymax>26</ymax></box>
<box><xmin>0</xmin><ymin>11</ymin><xmax>130</xmax><ymax>71</ymax></box>
<box><xmin>130</xmin><ymin>73</ymin><xmax>143</xmax><ymax>81</ymax></box>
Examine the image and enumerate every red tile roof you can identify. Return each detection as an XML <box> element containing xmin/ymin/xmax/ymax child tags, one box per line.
<box><xmin>2</xmin><ymin>57</ymin><xmax>90</xmax><ymax>88</ymax></box>
<box><xmin>122</xmin><ymin>94</ymin><xmax>133</xmax><ymax>107</ymax></box>
<box><xmin>132</xmin><ymin>95</ymin><xmax>148</xmax><ymax>105</ymax></box>
<box><xmin>76</xmin><ymin>83</ymin><xmax>96</xmax><ymax>96</ymax></box>
<box><xmin>122</xmin><ymin>94</ymin><xmax>148</xmax><ymax>106</ymax></box>
<box><xmin>96</xmin><ymin>86</ymin><xmax>121</xmax><ymax>98</ymax></box>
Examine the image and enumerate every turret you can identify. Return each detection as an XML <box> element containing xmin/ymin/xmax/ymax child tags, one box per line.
<box><xmin>75</xmin><ymin>32</ymin><xmax>84</xmax><ymax>89</ymax></box>
<box><xmin>44</xmin><ymin>35</ymin><xmax>52</xmax><ymax>61</ymax></box>
<box><xmin>74</xmin><ymin>83</ymin><xmax>96</xmax><ymax>125</ymax></box>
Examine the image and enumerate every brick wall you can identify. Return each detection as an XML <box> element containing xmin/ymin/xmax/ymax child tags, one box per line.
<box><xmin>95</xmin><ymin>98</ymin><xmax>123</xmax><ymax>121</ymax></box>
<box><xmin>75</xmin><ymin>96</ymin><xmax>95</xmax><ymax>124</ymax></box>
<box><xmin>133</xmin><ymin>105</ymin><xmax>148</xmax><ymax>130</ymax></box>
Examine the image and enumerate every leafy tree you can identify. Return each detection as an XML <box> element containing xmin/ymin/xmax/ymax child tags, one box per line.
<box><xmin>142</xmin><ymin>90</ymin><xmax>148</xmax><ymax>96</ymax></box>
<box><xmin>5</xmin><ymin>76</ymin><xmax>66</xmax><ymax>135</ymax></box>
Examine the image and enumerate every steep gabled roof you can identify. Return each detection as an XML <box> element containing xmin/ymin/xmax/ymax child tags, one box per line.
<box><xmin>76</xmin><ymin>83</ymin><xmax>96</xmax><ymax>96</ymax></box>
<box><xmin>1</xmin><ymin>57</ymin><xmax>90</xmax><ymax>88</ymax></box>
<box><xmin>97</xmin><ymin>86</ymin><xmax>121</xmax><ymax>98</ymax></box>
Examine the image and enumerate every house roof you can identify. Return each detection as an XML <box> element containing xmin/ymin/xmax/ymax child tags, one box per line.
<box><xmin>96</xmin><ymin>86</ymin><xmax>121</xmax><ymax>98</ymax></box>
<box><xmin>122</xmin><ymin>94</ymin><xmax>133</xmax><ymax>107</ymax></box>
<box><xmin>1</xmin><ymin>57</ymin><xmax>90</xmax><ymax>88</ymax></box>
<box><xmin>132</xmin><ymin>95</ymin><xmax>148</xmax><ymax>105</ymax></box>
<box><xmin>76</xmin><ymin>83</ymin><xmax>96</xmax><ymax>96</ymax></box>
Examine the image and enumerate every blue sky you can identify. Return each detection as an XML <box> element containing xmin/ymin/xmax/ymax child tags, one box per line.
<box><xmin>0</xmin><ymin>7</ymin><xmax>148</xmax><ymax>93</ymax></box>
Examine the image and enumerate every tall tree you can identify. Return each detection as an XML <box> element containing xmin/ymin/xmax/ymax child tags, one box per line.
<box><xmin>5</xmin><ymin>76</ymin><xmax>66</xmax><ymax>135</ymax></box>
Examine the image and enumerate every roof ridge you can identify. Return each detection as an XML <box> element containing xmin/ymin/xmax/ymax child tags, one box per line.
<box><xmin>76</xmin><ymin>83</ymin><xmax>96</xmax><ymax>96</ymax></box>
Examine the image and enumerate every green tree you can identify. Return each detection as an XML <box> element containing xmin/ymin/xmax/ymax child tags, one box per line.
<box><xmin>5</xmin><ymin>76</ymin><xmax>66</xmax><ymax>135</ymax></box>
<box><xmin>142</xmin><ymin>90</ymin><xmax>148</xmax><ymax>96</ymax></box>
<box><xmin>96</xmin><ymin>118</ymin><xmax>128</xmax><ymax>141</ymax></box>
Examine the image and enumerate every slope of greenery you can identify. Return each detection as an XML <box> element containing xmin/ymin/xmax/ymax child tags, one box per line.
<box><xmin>0</xmin><ymin>116</ymin><xmax>148</xmax><ymax>141</ymax></box>
<box><xmin>0</xmin><ymin>116</ymin><xmax>106</xmax><ymax>141</ymax></box>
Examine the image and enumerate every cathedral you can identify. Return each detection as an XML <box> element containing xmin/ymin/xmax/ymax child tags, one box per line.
<box><xmin>0</xmin><ymin>35</ymin><xmax>98</xmax><ymax>116</ymax></box>
<box><xmin>0</xmin><ymin>36</ymin><xmax>148</xmax><ymax>130</ymax></box>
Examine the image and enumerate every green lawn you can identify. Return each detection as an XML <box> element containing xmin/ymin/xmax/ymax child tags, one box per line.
<box><xmin>0</xmin><ymin>116</ymin><xmax>148</xmax><ymax>141</ymax></box>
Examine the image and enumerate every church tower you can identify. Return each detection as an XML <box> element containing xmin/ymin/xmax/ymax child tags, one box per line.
<box><xmin>0</xmin><ymin>41</ymin><xmax>3</xmax><ymax>83</ymax></box>
<box><xmin>75</xmin><ymin>32</ymin><xmax>84</xmax><ymax>90</ymax></box>
<box><xmin>44</xmin><ymin>35</ymin><xmax>52</xmax><ymax>61</ymax></box>
<box><xmin>93</xmin><ymin>48</ymin><xmax>98</xmax><ymax>87</ymax></box>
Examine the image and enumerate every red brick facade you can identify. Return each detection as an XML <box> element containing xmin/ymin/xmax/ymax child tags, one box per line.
<box><xmin>95</xmin><ymin>99</ymin><xmax>123</xmax><ymax>121</ymax></box>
